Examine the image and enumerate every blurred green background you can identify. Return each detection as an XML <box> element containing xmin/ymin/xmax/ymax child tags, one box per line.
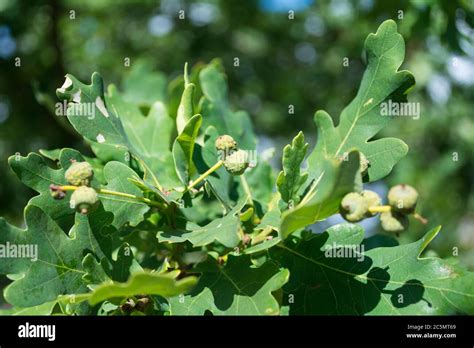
<box><xmin>0</xmin><ymin>0</ymin><xmax>473</xmax><ymax>267</ymax></box>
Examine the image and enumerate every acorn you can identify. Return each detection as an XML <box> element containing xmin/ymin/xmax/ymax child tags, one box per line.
<box><xmin>65</xmin><ymin>161</ymin><xmax>94</xmax><ymax>186</ymax></box>
<box><xmin>215</xmin><ymin>135</ymin><xmax>237</xmax><ymax>153</ymax></box>
<box><xmin>120</xmin><ymin>298</ymin><xmax>136</xmax><ymax>313</ymax></box>
<box><xmin>135</xmin><ymin>297</ymin><xmax>151</xmax><ymax>312</ymax></box>
<box><xmin>223</xmin><ymin>149</ymin><xmax>249</xmax><ymax>175</ymax></box>
<box><xmin>70</xmin><ymin>186</ymin><xmax>99</xmax><ymax>215</ymax></box>
<box><xmin>340</xmin><ymin>192</ymin><xmax>369</xmax><ymax>222</ymax></box>
<box><xmin>361</xmin><ymin>190</ymin><xmax>381</xmax><ymax>217</ymax></box>
<box><xmin>380</xmin><ymin>211</ymin><xmax>409</xmax><ymax>233</ymax></box>
<box><xmin>388</xmin><ymin>184</ymin><xmax>418</xmax><ymax>214</ymax></box>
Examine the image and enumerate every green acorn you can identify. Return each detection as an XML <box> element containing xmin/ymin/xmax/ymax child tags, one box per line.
<box><xmin>361</xmin><ymin>190</ymin><xmax>381</xmax><ymax>217</ymax></box>
<box><xmin>223</xmin><ymin>149</ymin><xmax>249</xmax><ymax>175</ymax></box>
<box><xmin>135</xmin><ymin>297</ymin><xmax>151</xmax><ymax>312</ymax></box>
<box><xmin>359</xmin><ymin>153</ymin><xmax>370</xmax><ymax>177</ymax></box>
<box><xmin>388</xmin><ymin>184</ymin><xmax>418</xmax><ymax>214</ymax></box>
<box><xmin>120</xmin><ymin>298</ymin><xmax>136</xmax><ymax>313</ymax></box>
<box><xmin>70</xmin><ymin>186</ymin><xmax>98</xmax><ymax>215</ymax></box>
<box><xmin>65</xmin><ymin>161</ymin><xmax>94</xmax><ymax>186</ymax></box>
<box><xmin>340</xmin><ymin>192</ymin><xmax>369</xmax><ymax>222</ymax></box>
<box><xmin>380</xmin><ymin>211</ymin><xmax>409</xmax><ymax>233</ymax></box>
<box><xmin>215</xmin><ymin>135</ymin><xmax>237</xmax><ymax>153</ymax></box>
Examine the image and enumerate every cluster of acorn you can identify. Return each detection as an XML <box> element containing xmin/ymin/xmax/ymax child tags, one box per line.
<box><xmin>120</xmin><ymin>295</ymin><xmax>151</xmax><ymax>314</ymax></box>
<box><xmin>340</xmin><ymin>184</ymin><xmax>420</xmax><ymax>233</ymax></box>
<box><xmin>50</xmin><ymin>160</ymin><xmax>99</xmax><ymax>215</ymax></box>
<box><xmin>215</xmin><ymin>135</ymin><xmax>249</xmax><ymax>175</ymax></box>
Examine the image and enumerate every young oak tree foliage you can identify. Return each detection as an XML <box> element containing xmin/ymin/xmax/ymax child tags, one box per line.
<box><xmin>1</xmin><ymin>20</ymin><xmax>473</xmax><ymax>315</ymax></box>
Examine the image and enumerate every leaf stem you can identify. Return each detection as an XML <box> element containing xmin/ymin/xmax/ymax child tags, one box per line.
<box><xmin>135</xmin><ymin>155</ymin><xmax>163</xmax><ymax>191</ymax></box>
<box><xmin>367</xmin><ymin>206</ymin><xmax>429</xmax><ymax>224</ymax></box>
<box><xmin>56</xmin><ymin>185</ymin><xmax>81</xmax><ymax>192</ymax></box>
<box><xmin>185</xmin><ymin>160</ymin><xmax>224</xmax><ymax>192</ymax></box>
<box><xmin>98</xmin><ymin>189</ymin><xmax>164</xmax><ymax>208</ymax></box>
<box><xmin>56</xmin><ymin>185</ymin><xmax>166</xmax><ymax>208</ymax></box>
<box><xmin>368</xmin><ymin>205</ymin><xmax>391</xmax><ymax>214</ymax></box>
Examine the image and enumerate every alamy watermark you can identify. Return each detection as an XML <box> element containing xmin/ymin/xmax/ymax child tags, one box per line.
<box><xmin>323</xmin><ymin>242</ymin><xmax>365</xmax><ymax>262</ymax></box>
<box><xmin>18</xmin><ymin>322</ymin><xmax>55</xmax><ymax>341</ymax></box>
<box><xmin>218</xmin><ymin>149</ymin><xmax>258</xmax><ymax>167</ymax></box>
<box><xmin>380</xmin><ymin>100</ymin><xmax>420</xmax><ymax>120</ymax></box>
<box><xmin>55</xmin><ymin>100</ymin><xmax>95</xmax><ymax>120</ymax></box>
<box><xmin>0</xmin><ymin>242</ymin><xmax>38</xmax><ymax>261</ymax></box>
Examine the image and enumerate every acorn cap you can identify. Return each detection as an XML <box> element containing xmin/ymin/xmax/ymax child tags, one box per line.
<box><xmin>65</xmin><ymin>161</ymin><xmax>94</xmax><ymax>186</ymax></box>
<box><xmin>215</xmin><ymin>135</ymin><xmax>237</xmax><ymax>152</ymax></box>
<box><xmin>223</xmin><ymin>149</ymin><xmax>249</xmax><ymax>175</ymax></box>
<box><xmin>388</xmin><ymin>184</ymin><xmax>418</xmax><ymax>214</ymax></box>
<box><xmin>340</xmin><ymin>192</ymin><xmax>369</xmax><ymax>222</ymax></box>
<box><xmin>70</xmin><ymin>186</ymin><xmax>99</xmax><ymax>215</ymax></box>
<box><xmin>361</xmin><ymin>190</ymin><xmax>381</xmax><ymax>217</ymax></box>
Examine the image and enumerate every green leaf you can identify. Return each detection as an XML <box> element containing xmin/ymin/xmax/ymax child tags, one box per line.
<box><xmin>176</xmin><ymin>63</ymin><xmax>196</xmax><ymax>133</ymax></box>
<box><xmin>246</xmin><ymin>207</ymin><xmax>282</xmax><ymax>252</ymax></box>
<box><xmin>239</xmin><ymin>153</ymin><xmax>276</xmax><ymax>209</ymax></box>
<box><xmin>273</xmin><ymin>224</ymin><xmax>474</xmax><ymax>315</ymax></box>
<box><xmin>276</xmin><ymin>131</ymin><xmax>308</xmax><ymax>205</ymax></box>
<box><xmin>244</xmin><ymin>237</ymin><xmax>281</xmax><ymax>255</ymax></box>
<box><xmin>168</xmin><ymin>255</ymin><xmax>289</xmax><ymax>315</ymax></box>
<box><xmin>99</xmin><ymin>161</ymin><xmax>150</xmax><ymax>229</ymax></box>
<box><xmin>306</xmin><ymin>20</ymin><xmax>414</xmax><ymax>183</ymax></box>
<box><xmin>157</xmin><ymin>199</ymin><xmax>246</xmax><ymax>248</ymax></box>
<box><xmin>57</xmin><ymin>73</ymin><xmax>177</xmax><ymax>191</ymax></box>
<box><xmin>199</xmin><ymin>60</ymin><xmax>256</xmax><ymax>150</ymax></box>
<box><xmin>122</xmin><ymin>60</ymin><xmax>166</xmax><ymax>106</ymax></box>
<box><xmin>39</xmin><ymin>149</ymin><xmax>106</xmax><ymax>184</ymax></box>
<box><xmin>0</xmin><ymin>301</ymin><xmax>57</xmax><ymax>316</ymax></box>
<box><xmin>172</xmin><ymin>114</ymin><xmax>202</xmax><ymax>185</ymax></box>
<box><xmin>106</xmin><ymin>84</ymin><xmax>181</xmax><ymax>190</ymax></box>
<box><xmin>38</xmin><ymin>148</ymin><xmax>61</xmax><ymax>161</ymax></box>
<box><xmin>279</xmin><ymin>151</ymin><xmax>361</xmax><ymax>239</ymax></box>
<box><xmin>89</xmin><ymin>141</ymin><xmax>129</xmax><ymax>165</ymax></box>
<box><xmin>82</xmin><ymin>254</ymin><xmax>109</xmax><ymax>287</ymax></box>
<box><xmin>279</xmin><ymin>20</ymin><xmax>414</xmax><ymax>238</ymax></box>
<box><xmin>82</xmin><ymin>243</ymin><xmax>142</xmax><ymax>287</ymax></box>
<box><xmin>256</xmin><ymin>207</ymin><xmax>281</xmax><ymax>232</ymax></box>
<box><xmin>57</xmin><ymin>72</ymin><xmax>131</xmax><ymax>152</ymax></box>
<box><xmin>108</xmin><ymin>86</ymin><xmax>174</xmax><ymax>156</ymax></box>
<box><xmin>0</xmin><ymin>206</ymin><xmax>107</xmax><ymax>307</ymax></box>
<box><xmin>86</xmin><ymin>271</ymin><xmax>197</xmax><ymax>306</ymax></box>
<box><xmin>107</xmin><ymin>243</ymin><xmax>143</xmax><ymax>282</ymax></box>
